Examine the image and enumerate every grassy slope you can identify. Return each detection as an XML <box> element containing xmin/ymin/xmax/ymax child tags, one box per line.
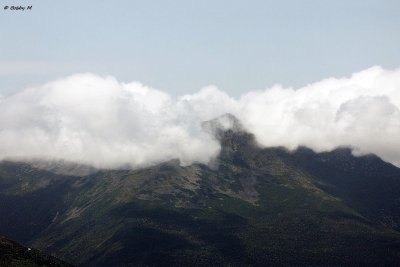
<box><xmin>0</xmin><ymin>130</ymin><xmax>400</xmax><ymax>266</ymax></box>
<box><xmin>0</xmin><ymin>235</ymin><xmax>72</xmax><ymax>267</ymax></box>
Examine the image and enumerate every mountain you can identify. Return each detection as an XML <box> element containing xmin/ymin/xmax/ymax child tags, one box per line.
<box><xmin>0</xmin><ymin>115</ymin><xmax>400</xmax><ymax>266</ymax></box>
<box><xmin>0</xmin><ymin>235</ymin><xmax>72</xmax><ymax>267</ymax></box>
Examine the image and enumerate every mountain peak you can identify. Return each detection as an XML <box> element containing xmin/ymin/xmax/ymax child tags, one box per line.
<box><xmin>201</xmin><ymin>113</ymin><xmax>243</xmax><ymax>135</ymax></box>
<box><xmin>202</xmin><ymin>114</ymin><xmax>257</xmax><ymax>154</ymax></box>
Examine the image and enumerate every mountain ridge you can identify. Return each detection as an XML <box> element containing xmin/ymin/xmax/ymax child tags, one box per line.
<box><xmin>0</xmin><ymin>115</ymin><xmax>400</xmax><ymax>266</ymax></box>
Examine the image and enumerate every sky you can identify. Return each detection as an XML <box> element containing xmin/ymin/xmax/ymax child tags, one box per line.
<box><xmin>1</xmin><ymin>0</ymin><xmax>400</xmax><ymax>96</ymax></box>
<box><xmin>1</xmin><ymin>1</ymin><xmax>400</xmax><ymax>168</ymax></box>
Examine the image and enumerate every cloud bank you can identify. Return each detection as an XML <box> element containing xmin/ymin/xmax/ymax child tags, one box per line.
<box><xmin>1</xmin><ymin>66</ymin><xmax>400</xmax><ymax>168</ymax></box>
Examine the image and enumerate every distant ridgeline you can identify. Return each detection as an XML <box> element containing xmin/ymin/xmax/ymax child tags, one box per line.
<box><xmin>0</xmin><ymin>115</ymin><xmax>400</xmax><ymax>266</ymax></box>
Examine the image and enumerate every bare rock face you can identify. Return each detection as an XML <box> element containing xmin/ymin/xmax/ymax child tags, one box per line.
<box><xmin>28</xmin><ymin>160</ymin><xmax>98</xmax><ymax>177</ymax></box>
<box><xmin>202</xmin><ymin>113</ymin><xmax>244</xmax><ymax>136</ymax></box>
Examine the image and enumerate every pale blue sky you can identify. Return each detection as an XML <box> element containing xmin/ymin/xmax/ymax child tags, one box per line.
<box><xmin>1</xmin><ymin>0</ymin><xmax>399</xmax><ymax>96</ymax></box>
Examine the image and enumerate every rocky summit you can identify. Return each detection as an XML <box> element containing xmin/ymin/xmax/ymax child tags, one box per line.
<box><xmin>1</xmin><ymin>116</ymin><xmax>400</xmax><ymax>266</ymax></box>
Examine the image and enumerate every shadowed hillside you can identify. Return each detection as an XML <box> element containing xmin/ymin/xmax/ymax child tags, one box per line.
<box><xmin>0</xmin><ymin>235</ymin><xmax>73</xmax><ymax>267</ymax></box>
<box><xmin>0</xmin><ymin>115</ymin><xmax>400</xmax><ymax>266</ymax></box>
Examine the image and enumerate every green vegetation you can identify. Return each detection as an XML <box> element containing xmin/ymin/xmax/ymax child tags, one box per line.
<box><xmin>0</xmin><ymin>128</ymin><xmax>400</xmax><ymax>266</ymax></box>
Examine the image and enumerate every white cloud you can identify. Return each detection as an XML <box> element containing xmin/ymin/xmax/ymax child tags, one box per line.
<box><xmin>0</xmin><ymin>66</ymin><xmax>400</xmax><ymax>168</ymax></box>
<box><xmin>0</xmin><ymin>73</ymin><xmax>220</xmax><ymax>168</ymax></box>
<box><xmin>235</xmin><ymin>66</ymin><xmax>400</xmax><ymax>165</ymax></box>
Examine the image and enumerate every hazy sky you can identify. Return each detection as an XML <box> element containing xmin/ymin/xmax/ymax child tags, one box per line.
<box><xmin>1</xmin><ymin>0</ymin><xmax>399</xmax><ymax>96</ymax></box>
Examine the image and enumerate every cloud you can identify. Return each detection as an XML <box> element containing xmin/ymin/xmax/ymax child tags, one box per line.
<box><xmin>0</xmin><ymin>66</ymin><xmax>400</xmax><ymax>168</ymax></box>
<box><xmin>235</xmin><ymin>66</ymin><xmax>400</xmax><ymax>165</ymax></box>
<box><xmin>0</xmin><ymin>74</ymin><xmax>221</xmax><ymax>168</ymax></box>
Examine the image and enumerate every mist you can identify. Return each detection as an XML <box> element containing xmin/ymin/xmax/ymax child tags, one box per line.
<box><xmin>1</xmin><ymin>66</ymin><xmax>400</xmax><ymax>168</ymax></box>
